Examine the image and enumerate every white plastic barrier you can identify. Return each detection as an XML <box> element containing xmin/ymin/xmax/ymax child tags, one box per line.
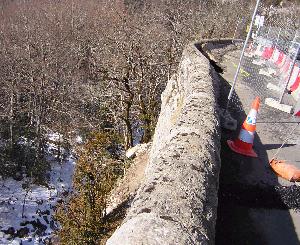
<box><xmin>271</xmin><ymin>48</ymin><xmax>280</xmax><ymax>63</ymax></box>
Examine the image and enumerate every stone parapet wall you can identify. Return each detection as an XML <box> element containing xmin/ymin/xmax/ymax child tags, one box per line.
<box><xmin>107</xmin><ymin>42</ymin><xmax>222</xmax><ymax>245</ymax></box>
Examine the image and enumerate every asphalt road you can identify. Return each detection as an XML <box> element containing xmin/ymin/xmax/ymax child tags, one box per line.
<box><xmin>224</xmin><ymin>50</ymin><xmax>300</xmax><ymax>184</ymax></box>
<box><xmin>215</xmin><ymin>49</ymin><xmax>300</xmax><ymax>245</ymax></box>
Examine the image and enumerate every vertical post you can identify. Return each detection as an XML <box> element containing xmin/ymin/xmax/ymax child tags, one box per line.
<box><xmin>226</xmin><ymin>0</ymin><xmax>261</xmax><ymax>110</ymax></box>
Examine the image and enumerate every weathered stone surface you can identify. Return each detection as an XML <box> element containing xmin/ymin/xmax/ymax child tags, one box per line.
<box><xmin>107</xmin><ymin>43</ymin><xmax>221</xmax><ymax>245</ymax></box>
<box><xmin>107</xmin><ymin>213</ymin><xmax>195</xmax><ymax>245</ymax></box>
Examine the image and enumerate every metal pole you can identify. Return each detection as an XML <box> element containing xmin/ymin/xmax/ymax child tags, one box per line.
<box><xmin>278</xmin><ymin>41</ymin><xmax>300</xmax><ymax>103</ymax></box>
<box><xmin>226</xmin><ymin>0</ymin><xmax>261</xmax><ymax>110</ymax></box>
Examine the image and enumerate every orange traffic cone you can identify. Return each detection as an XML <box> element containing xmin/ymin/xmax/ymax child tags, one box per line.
<box><xmin>227</xmin><ymin>97</ymin><xmax>260</xmax><ymax>158</ymax></box>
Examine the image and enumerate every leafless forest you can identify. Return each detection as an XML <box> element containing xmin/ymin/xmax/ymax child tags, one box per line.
<box><xmin>0</xmin><ymin>0</ymin><xmax>254</xmax><ymax>180</ymax></box>
<box><xmin>6</xmin><ymin>0</ymin><xmax>295</xmax><ymax>243</ymax></box>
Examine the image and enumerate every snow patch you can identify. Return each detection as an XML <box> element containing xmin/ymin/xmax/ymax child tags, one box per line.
<box><xmin>0</xmin><ymin>153</ymin><xmax>76</xmax><ymax>244</ymax></box>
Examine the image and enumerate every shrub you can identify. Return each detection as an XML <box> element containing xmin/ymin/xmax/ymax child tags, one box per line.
<box><xmin>55</xmin><ymin>131</ymin><xmax>124</xmax><ymax>245</ymax></box>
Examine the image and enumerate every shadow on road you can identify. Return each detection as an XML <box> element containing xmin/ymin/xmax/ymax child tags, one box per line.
<box><xmin>215</xmin><ymin>72</ymin><xmax>300</xmax><ymax>245</ymax></box>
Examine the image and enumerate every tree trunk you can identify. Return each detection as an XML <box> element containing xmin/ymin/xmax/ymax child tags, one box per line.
<box><xmin>123</xmin><ymin>118</ymin><xmax>133</xmax><ymax>150</ymax></box>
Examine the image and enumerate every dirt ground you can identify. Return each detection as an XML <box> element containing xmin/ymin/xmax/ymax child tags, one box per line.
<box><xmin>215</xmin><ymin>49</ymin><xmax>300</xmax><ymax>245</ymax></box>
<box><xmin>107</xmin><ymin>149</ymin><xmax>149</xmax><ymax>214</ymax></box>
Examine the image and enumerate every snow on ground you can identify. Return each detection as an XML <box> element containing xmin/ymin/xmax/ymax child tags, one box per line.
<box><xmin>0</xmin><ymin>134</ymin><xmax>77</xmax><ymax>244</ymax></box>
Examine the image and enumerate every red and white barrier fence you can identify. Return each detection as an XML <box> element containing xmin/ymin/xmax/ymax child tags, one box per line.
<box><xmin>244</xmin><ymin>26</ymin><xmax>300</xmax><ymax>115</ymax></box>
